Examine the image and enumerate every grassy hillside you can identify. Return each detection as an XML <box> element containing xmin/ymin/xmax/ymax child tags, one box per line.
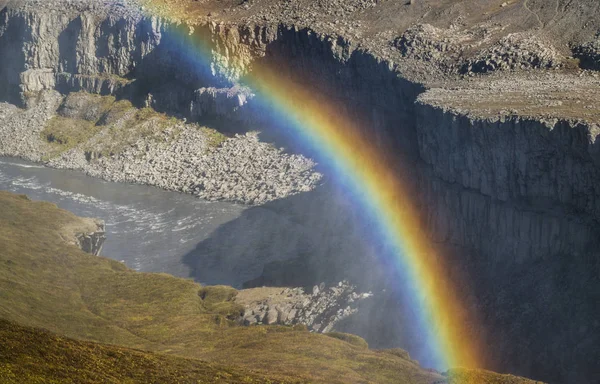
<box><xmin>0</xmin><ymin>318</ymin><xmax>290</xmax><ymax>384</ymax></box>
<box><xmin>0</xmin><ymin>191</ymin><xmax>441</xmax><ymax>383</ymax></box>
<box><xmin>0</xmin><ymin>190</ymin><xmax>544</xmax><ymax>383</ymax></box>
<box><xmin>446</xmin><ymin>368</ymin><xmax>545</xmax><ymax>384</ymax></box>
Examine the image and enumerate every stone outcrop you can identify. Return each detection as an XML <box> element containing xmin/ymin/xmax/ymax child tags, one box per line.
<box><xmin>396</xmin><ymin>26</ymin><xmax>564</xmax><ymax>75</ymax></box>
<box><xmin>0</xmin><ymin>1</ymin><xmax>153</xmax><ymax>104</ymax></box>
<box><xmin>59</xmin><ymin>212</ymin><xmax>107</xmax><ymax>256</ymax></box>
<box><xmin>462</xmin><ymin>33</ymin><xmax>563</xmax><ymax>74</ymax></box>
<box><xmin>574</xmin><ymin>33</ymin><xmax>600</xmax><ymax>71</ymax></box>
<box><xmin>75</xmin><ymin>219</ymin><xmax>106</xmax><ymax>256</ymax></box>
<box><xmin>394</xmin><ymin>24</ymin><xmax>466</xmax><ymax>73</ymax></box>
<box><xmin>189</xmin><ymin>86</ymin><xmax>252</xmax><ymax>121</ymax></box>
<box><xmin>235</xmin><ymin>281</ymin><xmax>372</xmax><ymax>333</ymax></box>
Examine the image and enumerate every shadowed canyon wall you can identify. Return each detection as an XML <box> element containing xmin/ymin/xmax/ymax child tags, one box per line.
<box><xmin>1</xmin><ymin>4</ymin><xmax>599</xmax><ymax>382</ymax></box>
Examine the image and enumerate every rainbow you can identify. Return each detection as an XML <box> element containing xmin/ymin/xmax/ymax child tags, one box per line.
<box><xmin>142</xmin><ymin>2</ymin><xmax>482</xmax><ymax>370</ymax></box>
<box><xmin>245</xmin><ymin>67</ymin><xmax>481</xmax><ymax>370</ymax></box>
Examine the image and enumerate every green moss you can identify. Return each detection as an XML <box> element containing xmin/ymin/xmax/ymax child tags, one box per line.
<box><xmin>41</xmin><ymin>117</ymin><xmax>104</xmax><ymax>160</ymax></box>
<box><xmin>0</xmin><ymin>318</ymin><xmax>288</xmax><ymax>384</ymax></box>
<box><xmin>324</xmin><ymin>332</ymin><xmax>369</xmax><ymax>349</ymax></box>
<box><xmin>88</xmin><ymin>104</ymin><xmax>181</xmax><ymax>158</ymax></box>
<box><xmin>200</xmin><ymin>126</ymin><xmax>228</xmax><ymax>148</ymax></box>
<box><xmin>199</xmin><ymin>286</ymin><xmax>244</xmax><ymax>317</ymax></box>
<box><xmin>41</xmin><ymin>93</ymin><xmax>119</xmax><ymax>160</ymax></box>
<box><xmin>446</xmin><ymin>368</ymin><xmax>545</xmax><ymax>383</ymax></box>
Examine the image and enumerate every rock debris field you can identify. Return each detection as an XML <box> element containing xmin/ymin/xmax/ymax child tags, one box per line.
<box><xmin>236</xmin><ymin>281</ymin><xmax>373</xmax><ymax>333</ymax></box>
<box><xmin>0</xmin><ymin>90</ymin><xmax>321</xmax><ymax>205</ymax></box>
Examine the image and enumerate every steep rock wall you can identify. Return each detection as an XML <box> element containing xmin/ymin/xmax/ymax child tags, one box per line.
<box><xmin>417</xmin><ymin>107</ymin><xmax>600</xmax><ymax>221</ymax></box>
<box><xmin>416</xmin><ymin>108</ymin><xmax>600</xmax><ymax>265</ymax></box>
<box><xmin>0</xmin><ymin>4</ymin><xmax>223</xmax><ymax>114</ymax></box>
<box><xmin>412</xmin><ymin>106</ymin><xmax>600</xmax><ymax>383</ymax></box>
<box><xmin>207</xmin><ymin>22</ymin><xmax>600</xmax><ymax>383</ymax></box>
<box><xmin>0</xmin><ymin>4</ymin><xmax>155</xmax><ymax>103</ymax></box>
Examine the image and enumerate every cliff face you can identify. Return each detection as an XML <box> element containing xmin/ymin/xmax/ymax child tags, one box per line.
<box><xmin>1</xmin><ymin>2</ymin><xmax>599</xmax><ymax>383</ymax></box>
<box><xmin>417</xmin><ymin>108</ymin><xmax>600</xmax><ymax>264</ymax></box>
<box><xmin>0</xmin><ymin>4</ymin><xmax>149</xmax><ymax>103</ymax></box>
<box><xmin>414</xmin><ymin>110</ymin><xmax>600</xmax><ymax>382</ymax></box>
<box><xmin>203</xmin><ymin>22</ymin><xmax>600</xmax><ymax>383</ymax></box>
<box><xmin>0</xmin><ymin>3</ymin><xmax>221</xmax><ymax>114</ymax></box>
<box><xmin>74</xmin><ymin>219</ymin><xmax>106</xmax><ymax>256</ymax></box>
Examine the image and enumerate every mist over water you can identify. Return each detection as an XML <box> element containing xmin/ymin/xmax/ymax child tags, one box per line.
<box><xmin>0</xmin><ymin>157</ymin><xmax>246</xmax><ymax>278</ymax></box>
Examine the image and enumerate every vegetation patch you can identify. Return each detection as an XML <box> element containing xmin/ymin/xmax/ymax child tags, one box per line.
<box><xmin>200</xmin><ymin>126</ymin><xmax>228</xmax><ymax>148</ymax></box>
<box><xmin>41</xmin><ymin>91</ymin><xmax>230</xmax><ymax>161</ymax></box>
<box><xmin>41</xmin><ymin>93</ymin><xmax>117</xmax><ymax>160</ymax></box>
<box><xmin>86</xmin><ymin>103</ymin><xmax>181</xmax><ymax>158</ymax></box>
<box><xmin>445</xmin><ymin>368</ymin><xmax>545</xmax><ymax>384</ymax></box>
<box><xmin>0</xmin><ymin>190</ymin><xmax>445</xmax><ymax>384</ymax></box>
<box><xmin>199</xmin><ymin>285</ymin><xmax>244</xmax><ymax>317</ymax></box>
<box><xmin>324</xmin><ymin>332</ymin><xmax>369</xmax><ymax>349</ymax></box>
<box><xmin>41</xmin><ymin>116</ymin><xmax>104</xmax><ymax>160</ymax></box>
<box><xmin>0</xmin><ymin>318</ymin><xmax>290</xmax><ymax>384</ymax></box>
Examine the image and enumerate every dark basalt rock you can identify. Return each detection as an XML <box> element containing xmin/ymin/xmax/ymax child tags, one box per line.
<box><xmin>75</xmin><ymin>220</ymin><xmax>106</xmax><ymax>256</ymax></box>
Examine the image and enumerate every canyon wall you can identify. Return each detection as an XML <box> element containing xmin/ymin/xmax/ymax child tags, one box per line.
<box><xmin>1</xmin><ymin>3</ymin><xmax>599</xmax><ymax>382</ymax></box>
<box><xmin>206</xmin><ymin>22</ymin><xmax>600</xmax><ymax>383</ymax></box>
<box><xmin>0</xmin><ymin>4</ymin><xmax>229</xmax><ymax>116</ymax></box>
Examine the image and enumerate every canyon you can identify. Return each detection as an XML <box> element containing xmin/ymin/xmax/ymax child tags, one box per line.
<box><xmin>0</xmin><ymin>0</ymin><xmax>599</xmax><ymax>383</ymax></box>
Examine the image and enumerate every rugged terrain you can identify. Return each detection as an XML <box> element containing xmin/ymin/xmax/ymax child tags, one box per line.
<box><xmin>236</xmin><ymin>282</ymin><xmax>373</xmax><ymax>333</ymax></box>
<box><xmin>0</xmin><ymin>190</ymin><xmax>544</xmax><ymax>383</ymax></box>
<box><xmin>0</xmin><ymin>90</ymin><xmax>320</xmax><ymax>204</ymax></box>
<box><xmin>0</xmin><ymin>191</ymin><xmax>439</xmax><ymax>383</ymax></box>
<box><xmin>0</xmin><ymin>0</ymin><xmax>599</xmax><ymax>383</ymax></box>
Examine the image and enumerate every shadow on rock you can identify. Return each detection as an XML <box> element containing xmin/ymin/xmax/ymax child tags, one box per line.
<box><xmin>182</xmin><ymin>183</ymin><xmax>384</xmax><ymax>289</ymax></box>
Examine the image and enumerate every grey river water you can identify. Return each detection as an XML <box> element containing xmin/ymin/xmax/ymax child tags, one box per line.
<box><xmin>0</xmin><ymin>157</ymin><xmax>246</xmax><ymax>279</ymax></box>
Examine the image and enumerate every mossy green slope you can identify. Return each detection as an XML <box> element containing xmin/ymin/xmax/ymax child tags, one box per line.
<box><xmin>0</xmin><ymin>191</ymin><xmax>441</xmax><ymax>383</ymax></box>
<box><xmin>0</xmin><ymin>318</ymin><xmax>291</xmax><ymax>384</ymax></box>
<box><xmin>446</xmin><ymin>368</ymin><xmax>545</xmax><ymax>384</ymax></box>
<box><xmin>39</xmin><ymin>92</ymin><xmax>227</xmax><ymax>161</ymax></box>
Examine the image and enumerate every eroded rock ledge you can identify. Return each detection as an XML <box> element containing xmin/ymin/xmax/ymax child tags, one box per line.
<box><xmin>74</xmin><ymin>221</ymin><xmax>106</xmax><ymax>256</ymax></box>
<box><xmin>53</xmin><ymin>197</ymin><xmax>106</xmax><ymax>256</ymax></box>
<box><xmin>235</xmin><ymin>281</ymin><xmax>372</xmax><ymax>333</ymax></box>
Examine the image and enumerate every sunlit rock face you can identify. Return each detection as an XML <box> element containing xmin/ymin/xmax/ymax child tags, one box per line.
<box><xmin>235</xmin><ymin>281</ymin><xmax>373</xmax><ymax>333</ymax></box>
<box><xmin>1</xmin><ymin>1</ymin><xmax>599</xmax><ymax>382</ymax></box>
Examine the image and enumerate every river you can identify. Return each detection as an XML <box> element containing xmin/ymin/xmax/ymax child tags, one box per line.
<box><xmin>0</xmin><ymin>157</ymin><xmax>246</xmax><ymax>279</ymax></box>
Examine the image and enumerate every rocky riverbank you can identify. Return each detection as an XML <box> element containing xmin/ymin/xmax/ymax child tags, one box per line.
<box><xmin>0</xmin><ymin>90</ymin><xmax>321</xmax><ymax>205</ymax></box>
